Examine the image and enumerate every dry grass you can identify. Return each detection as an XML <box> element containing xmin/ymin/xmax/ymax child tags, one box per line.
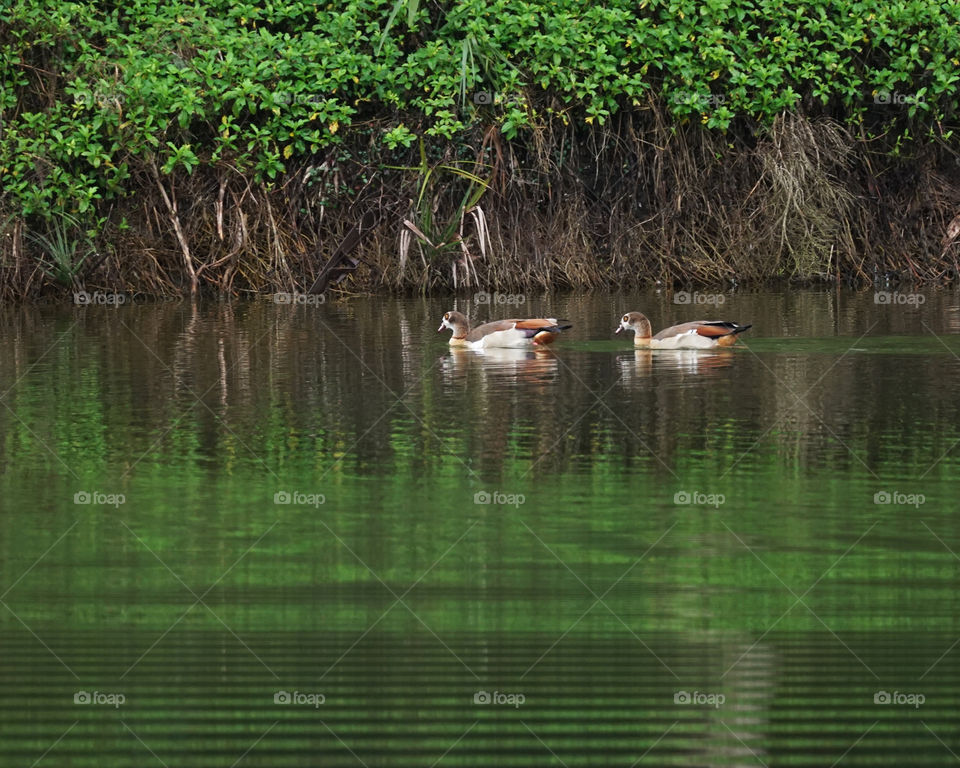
<box><xmin>3</xmin><ymin>110</ymin><xmax>960</xmax><ymax>301</ymax></box>
<box><xmin>758</xmin><ymin>115</ymin><xmax>855</xmax><ymax>279</ymax></box>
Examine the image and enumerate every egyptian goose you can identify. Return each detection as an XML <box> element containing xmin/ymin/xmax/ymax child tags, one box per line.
<box><xmin>616</xmin><ymin>311</ymin><xmax>751</xmax><ymax>349</ymax></box>
<box><xmin>438</xmin><ymin>310</ymin><xmax>572</xmax><ymax>348</ymax></box>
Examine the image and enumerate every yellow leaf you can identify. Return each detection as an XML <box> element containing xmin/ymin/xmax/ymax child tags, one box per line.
<box><xmin>283</xmin><ymin>145</ymin><xmax>293</xmax><ymax>159</ymax></box>
<box><xmin>310</xmin><ymin>112</ymin><xmax>318</xmax><ymax>120</ymax></box>
<box><xmin>329</xmin><ymin>121</ymin><xmax>339</xmax><ymax>134</ymax></box>
<box><xmin>585</xmin><ymin>116</ymin><xmax>594</xmax><ymax>124</ymax></box>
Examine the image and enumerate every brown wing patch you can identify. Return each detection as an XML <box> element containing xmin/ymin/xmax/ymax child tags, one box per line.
<box><xmin>695</xmin><ymin>324</ymin><xmax>734</xmax><ymax>338</ymax></box>
<box><xmin>514</xmin><ymin>318</ymin><xmax>560</xmax><ymax>330</ymax></box>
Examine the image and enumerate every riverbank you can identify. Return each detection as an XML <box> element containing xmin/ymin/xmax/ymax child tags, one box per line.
<box><xmin>2</xmin><ymin>0</ymin><xmax>959</xmax><ymax>300</ymax></box>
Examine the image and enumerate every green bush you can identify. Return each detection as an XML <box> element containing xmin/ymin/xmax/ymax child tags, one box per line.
<box><xmin>1</xmin><ymin>0</ymin><xmax>958</xmax><ymax>227</ymax></box>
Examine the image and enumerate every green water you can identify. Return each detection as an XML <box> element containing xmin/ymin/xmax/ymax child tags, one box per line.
<box><xmin>2</xmin><ymin>288</ymin><xmax>960</xmax><ymax>766</ymax></box>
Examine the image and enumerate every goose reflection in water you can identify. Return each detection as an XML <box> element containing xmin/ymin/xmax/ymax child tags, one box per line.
<box><xmin>442</xmin><ymin>345</ymin><xmax>559</xmax><ymax>384</ymax></box>
<box><xmin>617</xmin><ymin>347</ymin><xmax>737</xmax><ymax>385</ymax></box>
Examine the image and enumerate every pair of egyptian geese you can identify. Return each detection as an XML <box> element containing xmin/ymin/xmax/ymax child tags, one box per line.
<box><xmin>438</xmin><ymin>310</ymin><xmax>752</xmax><ymax>349</ymax></box>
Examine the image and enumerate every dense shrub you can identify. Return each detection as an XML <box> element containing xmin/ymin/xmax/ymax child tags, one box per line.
<box><xmin>1</xmin><ymin>0</ymin><xmax>958</xmax><ymax>293</ymax></box>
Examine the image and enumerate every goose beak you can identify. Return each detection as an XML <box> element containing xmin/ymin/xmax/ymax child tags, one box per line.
<box><xmin>615</xmin><ymin>325</ymin><xmax>623</xmax><ymax>334</ymax></box>
<box><xmin>437</xmin><ymin>322</ymin><xmax>446</xmax><ymax>332</ymax></box>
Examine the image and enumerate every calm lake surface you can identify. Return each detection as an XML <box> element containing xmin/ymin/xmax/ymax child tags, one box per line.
<box><xmin>1</xmin><ymin>288</ymin><xmax>959</xmax><ymax>766</ymax></box>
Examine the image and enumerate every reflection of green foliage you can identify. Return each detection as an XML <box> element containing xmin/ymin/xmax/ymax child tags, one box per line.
<box><xmin>1</xmin><ymin>303</ymin><xmax>958</xmax><ymax>636</ymax></box>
